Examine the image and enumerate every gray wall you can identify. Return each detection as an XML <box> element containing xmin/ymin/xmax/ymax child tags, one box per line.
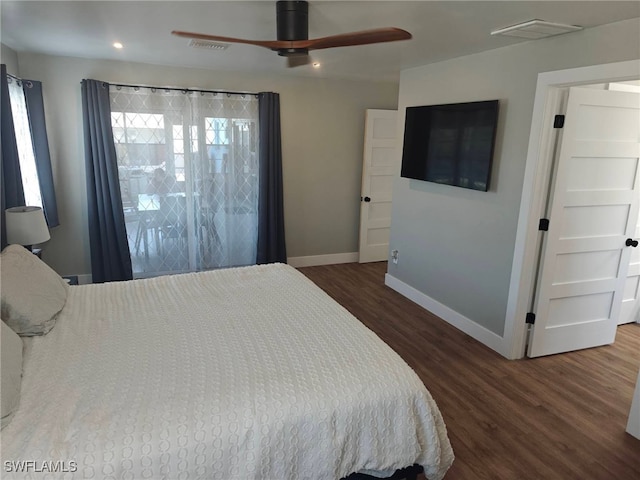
<box><xmin>388</xmin><ymin>18</ymin><xmax>640</xmax><ymax>336</ymax></box>
<box><xmin>1</xmin><ymin>43</ymin><xmax>19</xmax><ymax>74</ymax></box>
<box><xmin>15</xmin><ymin>52</ymin><xmax>398</xmax><ymax>276</ymax></box>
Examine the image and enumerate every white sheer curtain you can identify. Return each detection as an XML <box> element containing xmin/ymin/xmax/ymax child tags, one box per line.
<box><xmin>109</xmin><ymin>85</ymin><xmax>259</xmax><ymax>277</ymax></box>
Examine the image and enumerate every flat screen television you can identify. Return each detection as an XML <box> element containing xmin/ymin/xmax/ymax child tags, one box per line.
<box><xmin>400</xmin><ymin>100</ymin><xmax>499</xmax><ymax>192</ymax></box>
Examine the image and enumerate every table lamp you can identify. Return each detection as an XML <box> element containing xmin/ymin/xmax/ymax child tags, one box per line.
<box><xmin>5</xmin><ymin>206</ymin><xmax>50</xmax><ymax>252</ymax></box>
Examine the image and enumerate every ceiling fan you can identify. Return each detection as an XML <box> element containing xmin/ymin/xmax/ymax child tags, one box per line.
<box><xmin>172</xmin><ymin>0</ymin><xmax>412</xmax><ymax>67</ymax></box>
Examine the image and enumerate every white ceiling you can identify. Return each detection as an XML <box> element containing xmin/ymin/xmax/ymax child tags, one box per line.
<box><xmin>2</xmin><ymin>1</ymin><xmax>639</xmax><ymax>82</ymax></box>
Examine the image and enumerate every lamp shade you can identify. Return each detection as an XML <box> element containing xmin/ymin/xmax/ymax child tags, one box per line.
<box><xmin>5</xmin><ymin>206</ymin><xmax>51</xmax><ymax>246</ymax></box>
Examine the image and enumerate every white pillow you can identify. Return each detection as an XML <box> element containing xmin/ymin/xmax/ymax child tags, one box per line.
<box><xmin>1</xmin><ymin>320</ymin><xmax>23</xmax><ymax>429</ymax></box>
<box><xmin>1</xmin><ymin>244</ymin><xmax>68</xmax><ymax>336</ymax></box>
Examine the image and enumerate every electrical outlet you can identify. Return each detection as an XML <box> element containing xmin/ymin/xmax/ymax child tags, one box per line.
<box><xmin>391</xmin><ymin>249</ymin><xmax>399</xmax><ymax>264</ymax></box>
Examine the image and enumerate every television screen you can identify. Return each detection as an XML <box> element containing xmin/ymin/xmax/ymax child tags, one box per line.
<box><xmin>400</xmin><ymin>100</ymin><xmax>499</xmax><ymax>192</ymax></box>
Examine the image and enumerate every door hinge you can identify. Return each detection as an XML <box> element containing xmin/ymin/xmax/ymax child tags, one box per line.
<box><xmin>538</xmin><ymin>218</ymin><xmax>550</xmax><ymax>231</ymax></box>
<box><xmin>526</xmin><ymin>312</ymin><xmax>536</xmax><ymax>325</ymax></box>
<box><xmin>553</xmin><ymin>115</ymin><xmax>565</xmax><ymax>128</ymax></box>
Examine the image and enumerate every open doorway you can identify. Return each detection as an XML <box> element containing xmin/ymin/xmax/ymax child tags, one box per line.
<box><xmin>504</xmin><ymin>60</ymin><xmax>640</xmax><ymax>360</ymax></box>
<box><xmin>611</xmin><ymin>81</ymin><xmax>640</xmax><ymax>328</ymax></box>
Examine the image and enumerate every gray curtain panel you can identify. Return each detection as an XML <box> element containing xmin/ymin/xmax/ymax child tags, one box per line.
<box><xmin>1</xmin><ymin>64</ymin><xmax>25</xmax><ymax>249</ymax></box>
<box><xmin>257</xmin><ymin>92</ymin><xmax>287</xmax><ymax>264</ymax></box>
<box><xmin>81</xmin><ymin>79</ymin><xmax>133</xmax><ymax>282</ymax></box>
<box><xmin>23</xmin><ymin>79</ymin><xmax>59</xmax><ymax>227</ymax></box>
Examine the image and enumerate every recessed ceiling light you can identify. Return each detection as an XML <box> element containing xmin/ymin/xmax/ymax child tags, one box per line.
<box><xmin>113</xmin><ymin>42</ymin><xmax>124</xmax><ymax>49</ymax></box>
<box><xmin>312</xmin><ymin>62</ymin><xmax>321</xmax><ymax>68</ymax></box>
<box><xmin>491</xmin><ymin>19</ymin><xmax>583</xmax><ymax>39</ymax></box>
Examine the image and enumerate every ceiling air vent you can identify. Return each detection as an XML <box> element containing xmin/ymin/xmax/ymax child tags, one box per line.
<box><xmin>188</xmin><ymin>39</ymin><xmax>230</xmax><ymax>51</ymax></box>
<box><xmin>491</xmin><ymin>19</ymin><xmax>583</xmax><ymax>39</ymax></box>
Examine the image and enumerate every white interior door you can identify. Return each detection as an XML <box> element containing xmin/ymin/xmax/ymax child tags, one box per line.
<box><xmin>528</xmin><ymin>87</ymin><xmax>640</xmax><ymax>358</ymax></box>
<box><xmin>358</xmin><ymin>109</ymin><xmax>398</xmax><ymax>263</ymax></box>
<box><xmin>619</xmin><ymin>217</ymin><xmax>640</xmax><ymax>325</ymax></box>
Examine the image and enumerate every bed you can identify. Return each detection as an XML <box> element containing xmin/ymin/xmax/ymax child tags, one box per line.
<box><xmin>1</xmin><ymin>245</ymin><xmax>453</xmax><ymax>479</ymax></box>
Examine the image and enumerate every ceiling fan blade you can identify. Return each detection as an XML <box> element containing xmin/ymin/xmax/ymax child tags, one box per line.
<box><xmin>302</xmin><ymin>27</ymin><xmax>412</xmax><ymax>51</ymax></box>
<box><xmin>287</xmin><ymin>55</ymin><xmax>311</xmax><ymax>68</ymax></box>
<box><xmin>172</xmin><ymin>30</ymin><xmax>290</xmax><ymax>51</ymax></box>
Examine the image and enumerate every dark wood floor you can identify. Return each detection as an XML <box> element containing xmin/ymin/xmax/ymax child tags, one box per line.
<box><xmin>299</xmin><ymin>262</ymin><xmax>640</xmax><ymax>480</ymax></box>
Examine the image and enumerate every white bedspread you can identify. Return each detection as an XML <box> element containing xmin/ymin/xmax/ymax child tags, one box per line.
<box><xmin>2</xmin><ymin>264</ymin><xmax>453</xmax><ymax>479</ymax></box>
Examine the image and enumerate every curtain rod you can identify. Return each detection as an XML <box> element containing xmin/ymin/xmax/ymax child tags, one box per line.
<box><xmin>106</xmin><ymin>81</ymin><xmax>259</xmax><ymax>97</ymax></box>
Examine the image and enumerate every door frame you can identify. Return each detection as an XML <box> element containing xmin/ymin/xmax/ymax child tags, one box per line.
<box><xmin>504</xmin><ymin>59</ymin><xmax>640</xmax><ymax>360</ymax></box>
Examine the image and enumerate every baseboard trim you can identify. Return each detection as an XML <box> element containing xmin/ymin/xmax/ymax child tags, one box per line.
<box><xmin>288</xmin><ymin>252</ymin><xmax>359</xmax><ymax>268</ymax></box>
<box><xmin>385</xmin><ymin>273</ymin><xmax>507</xmax><ymax>357</ymax></box>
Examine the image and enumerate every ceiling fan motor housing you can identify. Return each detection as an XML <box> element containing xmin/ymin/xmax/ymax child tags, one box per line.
<box><xmin>276</xmin><ymin>0</ymin><xmax>309</xmax><ymax>57</ymax></box>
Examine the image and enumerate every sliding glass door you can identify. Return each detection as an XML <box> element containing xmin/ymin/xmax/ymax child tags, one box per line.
<box><xmin>110</xmin><ymin>86</ymin><xmax>259</xmax><ymax>277</ymax></box>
